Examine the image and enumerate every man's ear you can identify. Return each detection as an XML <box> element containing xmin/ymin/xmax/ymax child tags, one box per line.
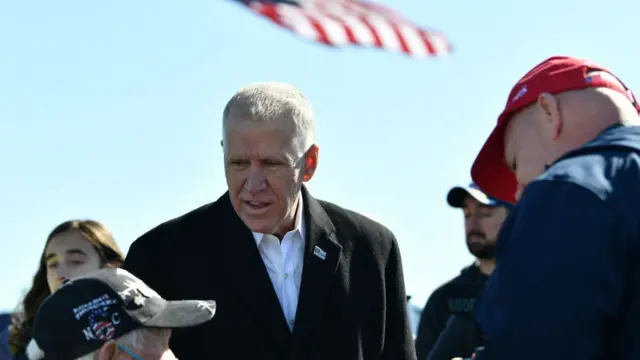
<box><xmin>537</xmin><ymin>92</ymin><xmax>562</xmax><ymax>140</ymax></box>
<box><xmin>97</xmin><ymin>341</ymin><xmax>119</xmax><ymax>360</ymax></box>
<box><xmin>302</xmin><ymin>145</ymin><xmax>319</xmax><ymax>182</ymax></box>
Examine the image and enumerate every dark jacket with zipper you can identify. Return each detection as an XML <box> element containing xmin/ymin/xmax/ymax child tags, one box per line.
<box><xmin>414</xmin><ymin>265</ymin><xmax>487</xmax><ymax>360</ymax></box>
<box><xmin>426</xmin><ymin>313</ymin><xmax>483</xmax><ymax>360</ymax></box>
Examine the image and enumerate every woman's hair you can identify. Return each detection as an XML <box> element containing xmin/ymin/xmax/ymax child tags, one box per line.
<box><xmin>8</xmin><ymin>220</ymin><xmax>125</xmax><ymax>355</ymax></box>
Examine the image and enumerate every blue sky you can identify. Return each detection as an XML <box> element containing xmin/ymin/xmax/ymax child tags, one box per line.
<box><xmin>0</xmin><ymin>0</ymin><xmax>637</xmax><ymax>311</ymax></box>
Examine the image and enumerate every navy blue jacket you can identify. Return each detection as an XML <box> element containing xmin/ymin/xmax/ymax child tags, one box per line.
<box><xmin>0</xmin><ymin>329</ymin><xmax>11</xmax><ymax>360</ymax></box>
<box><xmin>474</xmin><ymin>125</ymin><xmax>640</xmax><ymax>360</ymax></box>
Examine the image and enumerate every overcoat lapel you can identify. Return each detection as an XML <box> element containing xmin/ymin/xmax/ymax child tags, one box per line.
<box><xmin>292</xmin><ymin>187</ymin><xmax>343</xmax><ymax>343</ymax></box>
<box><xmin>218</xmin><ymin>193</ymin><xmax>292</xmax><ymax>349</ymax></box>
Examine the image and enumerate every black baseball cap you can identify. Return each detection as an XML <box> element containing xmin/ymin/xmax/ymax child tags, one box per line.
<box><xmin>447</xmin><ymin>183</ymin><xmax>514</xmax><ymax>209</ymax></box>
<box><xmin>26</xmin><ymin>268</ymin><xmax>216</xmax><ymax>360</ymax></box>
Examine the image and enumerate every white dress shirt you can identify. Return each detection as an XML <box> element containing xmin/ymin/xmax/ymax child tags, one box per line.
<box><xmin>252</xmin><ymin>196</ymin><xmax>305</xmax><ymax>332</ymax></box>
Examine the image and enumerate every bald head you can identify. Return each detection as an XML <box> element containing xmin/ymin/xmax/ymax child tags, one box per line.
<box><xmin>504</xmin><ymin>71</ymin><xmax>640</xmax><ymax>197</ymax></box>
<box><xmin>222</xmin><ymin>82</ymin><xmax>316</xmax><ymax>158</ymax></box>
<box><xmin>556</xmin><ymin>72</ymin><xmax>639</xmax><ymax>124</ymax></box>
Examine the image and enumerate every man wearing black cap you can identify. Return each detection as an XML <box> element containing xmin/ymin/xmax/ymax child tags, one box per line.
<box><xmin>24</xmin><ymin>268</ymin><xmax>216</xmax><ymax>360</ymax></box>
<box><xmin>414</xmin><ymin>184</ymin><xmax>511</xmax><ymax>360</ymax></box>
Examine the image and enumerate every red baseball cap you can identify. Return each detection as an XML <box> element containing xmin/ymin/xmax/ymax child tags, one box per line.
<box><xmin>470</xmin><ymin>56</ymin><xmax>640</xmax><ymax>204</ymax></box>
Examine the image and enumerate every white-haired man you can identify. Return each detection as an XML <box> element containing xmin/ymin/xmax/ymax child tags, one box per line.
<box><xmin>124</xmin><ymin>83</ymin><xmax>417</xmax><ymax>360</ymax></box>
<box><xmin>24</xmin><ymin>268</ymin><xmax>216</xmax><ymax>360</ymax></box>
<box><xmin>466</xmin><ymin>56</ymin><xmax>640</xmax><ymax>359</ymax></box>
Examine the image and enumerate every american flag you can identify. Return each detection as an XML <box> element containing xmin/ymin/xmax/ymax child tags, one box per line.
<box><xmin>235</xmin><ymin>0</ymin><xmax>452</xmax><ymax>58</ymax></box>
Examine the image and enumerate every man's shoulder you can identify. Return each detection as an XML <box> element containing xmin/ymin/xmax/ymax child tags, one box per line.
<box><xmin>422</xmin><ymin>278</ymin><xmax>461</xmax><ymax>311</ymax></box>
<box><xmin>314</xmin><ymin>199</ymin><xmax>400</xmax><ymax>261</ymax></box>
<box><xmin>317</xmin><ymin>199</ymin><xmax>395</xmax><ymax>239</ymax></box>
<box><xmin>427</xmin><ymin>270</ymin><xmax>478</xmax><ymax>300</ymax></box>
<box><xmin>427</xmin><ymin>280</ymin><xmax>455</xmax><ymax>300</ymax></box>
<box><xmin>134</xmin><ymin>194</ymin><xmax>229</xmax><ymax>246</ymax></box>
<box><xmin>537</xmin><ymin>145</ymin><xmax>640</xmax><ymax>203</ymax></box>
<box><xmin>517</xmin><ymin>145</ymin><xmax>640</xmax><ymax>253</ymax></box>
<box><xmin>537</xmin><ymin>125</ymin><xmax>640</xmax><ymax>202</ymax></box>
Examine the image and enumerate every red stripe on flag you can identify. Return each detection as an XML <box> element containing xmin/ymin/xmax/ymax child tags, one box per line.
<box><xmin>356</xmin><ymin>15</ymin><xmax>383</xmax><ymax>47</ymax></box>
<box><xmin>314</xmin><ymin>2</ymin><xmax>358</xmax><ymax>44</ymax></box>
<box><xmin>253</xmin><ymin>3</ymin><xmax>285</xmax><ymax>27</ymax></box>
<box><xmin>308</xmin><ymin>16</ymin><xmax>332</xmax><ymax>45</ymax></box>
<box><xmin>238</xmin><ymin>0</ymin><xmax>452</xmax><ymax>58</ymax></box>
<box><xmin>389</xmin><ymin>23</ymin><xmax>411</xmax><ymax>54</ymax></box>
<box><xmin>417</xmin><ymin>29</ymin><xmax>436</xmax><ymax>55</ymax></box>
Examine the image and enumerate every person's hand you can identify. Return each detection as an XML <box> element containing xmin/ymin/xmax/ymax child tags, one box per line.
<box><xmin>451</xmin><ymin>345</ymin><xmax>483</xmax><ymax>359</ymax></box>
<box><xmin>450</xmin><ymin>353</ymin><xmax>478</xmax><ymax>359</ymax></box>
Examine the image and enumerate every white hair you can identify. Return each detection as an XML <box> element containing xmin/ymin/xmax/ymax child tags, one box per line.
<box><xmin>222</xmin><ymin>82</ymin><xmax>316</xmax><ymax>159</ymax></box>
<box><xmin>72</xmin><ymin>328</ymin><xmax>168</xmax><ymax>360</ymax></box>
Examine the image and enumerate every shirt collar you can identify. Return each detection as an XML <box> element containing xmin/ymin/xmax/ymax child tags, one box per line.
<box><xmin>252</xmin><ymin>194</ymin><xmax>305</xmax><ymax>245</ymax></box>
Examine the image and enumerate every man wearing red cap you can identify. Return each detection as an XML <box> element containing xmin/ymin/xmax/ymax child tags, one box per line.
<box><xmin>468</xmin><ymin>56</ymin><xmax>640</xmax><ymax>359</ymax></box>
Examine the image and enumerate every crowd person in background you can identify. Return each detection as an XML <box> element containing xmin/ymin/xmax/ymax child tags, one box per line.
<box><xmin>23</xmin><ymin>268</ymin><xmax>216</xmax><ymax>360</ymax></box>
<box><xmin>0</xmin><ymin>317</ymin><xmax>10</xmax><ymax>360</ymax></box>
<box><xmin>414</xmin><ymin>184</ymin><xmax>511</xmax><ymax>360</ymax></box>
<box><xmin>0</xmin><ymin>315</ymin><xmax>9</xmax><ymax>331</ymax></box>
<box><xmin>5</xmin><ymin>220</ymin><xmax>124</xmax><ymax>360</ymax></box>
<box><xmin>426</xmin><ymin>313</ymin><xmax>482</xmax><ymax>360</ymax></box>
<box><xmin>468</xmin><ymin>56</ymin><xmax>640</xmax><ymax>359</ymax></box>
<box><xmin>124</xmin><ymin>82</ymin><xmax>417</xmax><ymax>360</ymax></box>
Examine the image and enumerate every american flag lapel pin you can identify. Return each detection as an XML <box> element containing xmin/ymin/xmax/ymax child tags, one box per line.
<box><xmin>313</xmin><ymin>246</ymin><xmax>326</xmax><ymax>260</ymax></box>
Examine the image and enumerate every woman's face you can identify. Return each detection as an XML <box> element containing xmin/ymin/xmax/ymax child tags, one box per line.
<box><xmin>45</xmin><ymin>230</ymin><xmax>103</xmax><ymax>293</ymax></box>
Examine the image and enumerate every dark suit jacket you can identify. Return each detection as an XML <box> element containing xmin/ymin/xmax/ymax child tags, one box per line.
<box><xmin>124</xmin><ymin>188</ymin><xmax>416</xmax><ymax>360</ymax></box>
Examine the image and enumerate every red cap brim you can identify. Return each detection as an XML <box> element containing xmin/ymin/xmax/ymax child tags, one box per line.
<box><xmin>470</xmin><ymin>113</ymin><xmax>518</xmax><ymax>204</ymax></box>
<box><xmin>471</xmin><ymin>56</ymin><xmax>640</xmax><ymax>204</ymax></box>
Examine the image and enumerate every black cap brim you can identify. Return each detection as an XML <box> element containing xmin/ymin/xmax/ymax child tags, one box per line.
<box><xmin>447</xmin><ymin>186</ymin><xmax>494</xmax><ymax>208</ymax></box>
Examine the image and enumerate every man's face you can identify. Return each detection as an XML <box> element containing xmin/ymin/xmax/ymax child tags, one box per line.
<box><xmin>463</xmin><ymin>196</ymin><xmax>508</xmax><ymax>259</ymax></box>
<box><xmin>104</xmin><ymin>329</ymin><xmax>176</xmax><ymax>360</ymax></box>
<box><xmin>504</xmin><ymin>104</ymin><xmax>556</xmax><ymax>201</ymax></box>
<box><xmin>224</xmin><ymin>121</ymin><xmax>318</xmax><ymax>235</ymax></box>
